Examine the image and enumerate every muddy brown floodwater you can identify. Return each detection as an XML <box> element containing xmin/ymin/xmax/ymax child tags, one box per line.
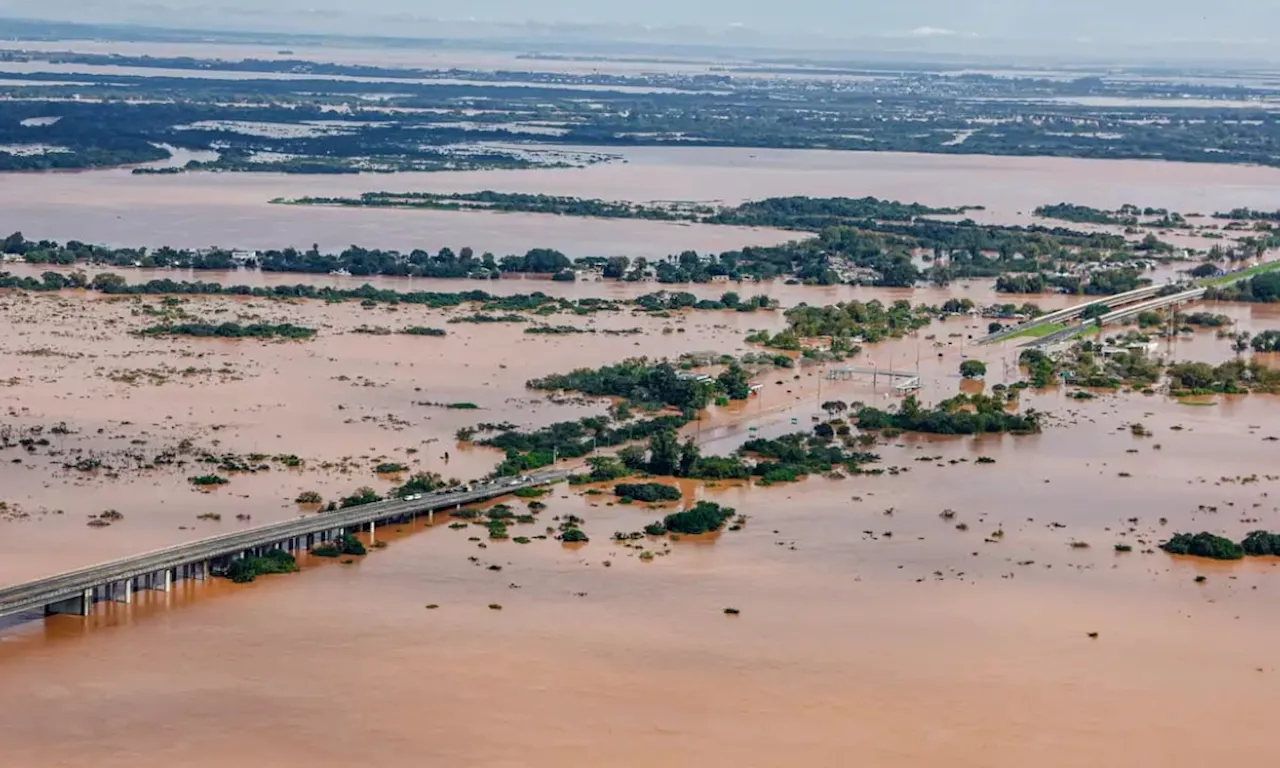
<box><xmin>1</xmin><ymin>273</ymin><xmax>1279</xmax><ymax>766</ymax></box>
<box><xmin>6</xmin><ymin>146</ymin><xmax>1280</xmax><ymax>255</ymax></box>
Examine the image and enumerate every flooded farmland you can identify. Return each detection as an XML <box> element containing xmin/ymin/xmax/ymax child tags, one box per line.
<box><xmin>0</xmin><ymin>271</ymin><xmax>1279</xmax><ymax>765</ymax></box>
<box><xmin>5</xmin><ymin>147</ymin><xmax>1280</xmax><ymax>255</ymax></box>
<box><xmin>3</xmin><ymin>92</ymin><xmax>1280</xmax><ymax>765</ymax></box>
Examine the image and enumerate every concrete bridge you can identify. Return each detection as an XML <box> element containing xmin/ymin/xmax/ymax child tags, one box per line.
<box><xmin>978</xmin><ymin>282</ymin><xmax>1175</xmax><ymax>345</ymax></box>
<box><xmin>981</xmin><ymin>259</ymin><xmax>1279</xmax><ymax>347</ymax></box>
<box><xmin>1023</xmin><ymin>287</ymin><xmax>1207</xmax><ymax>349</ymax></box>
<box><xmin>0</xmin><ymin>470</ymin><xmax>568</xmax><ymax>620</ymax></box>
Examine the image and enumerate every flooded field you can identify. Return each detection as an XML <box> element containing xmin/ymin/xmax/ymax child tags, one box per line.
<box><xmin>1</xmin><ymin>275</ymin><xmax>1279</xmax><ymax>765</ymax></box>
<box><xmin>6</xmin><ymin>147</ymin><xmax>1280</xmax><ymax>255</ymax></box>
<box><xmin>4</xmin><ymin>91</ymin><xmax>1280</xmax><ymax>762</ymax></box>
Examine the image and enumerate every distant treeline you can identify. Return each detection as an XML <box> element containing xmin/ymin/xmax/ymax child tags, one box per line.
<box><xmin>284</xmin><ymin>191</ymin><xmax>982</xmax><ymax>227</ymax></box>
<box><xmin>0</xmin><ymin>192</ymin><xmax>1171</xmax><ymax>288</ymax></box>
<box><xmin>0</xmin><ymin>269</ymin><xmax>776</xmax><ymax>317</ymax></box>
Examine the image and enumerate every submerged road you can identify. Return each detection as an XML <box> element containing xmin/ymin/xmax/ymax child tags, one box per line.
<box><xmin>0</xmin><ymin>469</ymin><xmax>569</xmax><ymax>620</ymax></box>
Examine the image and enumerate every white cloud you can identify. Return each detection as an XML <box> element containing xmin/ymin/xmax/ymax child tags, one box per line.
<box><xmin>908</xmin><ymin>26</ymin><xmax>959</xmax><ymax>37</ymax></box>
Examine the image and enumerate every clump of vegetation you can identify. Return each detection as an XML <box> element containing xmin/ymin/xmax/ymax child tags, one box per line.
<box><xmin>1160</xmin><ymin>532</ymin><xmax>1244</xmax><ymax>560</ymax></box>
<box><xmin>449</xmin><ymin>313</ymin><xmax>527</xmax><ymax>324</ymax></box>
<box><xmin>763</xmin><ymin>299</ymin><xmax>936</xmax><ymax>349</ymax></box>
<box><xmin>98</xmin><ymin>509</ymin><xmax>124</xmax><ymax>522</ymax></box>
<box><xmin>392</xmin><ymin>472</ymin><xmax>446</xmax><ymax>498</ymax></box>
<box><xmin>189</xmin><ymin>474</ymin><xmax>229</xmax><ymax>486</ymax></box>
<box><xmin>222</xmin><ymin>550</ymin><xmax>299</xmax><ymax>583</ymax></box>
<box><xmin>856</xmin><ymin>394</ymin><xmax>1040</xmax><ymax>435</ymax></box>
<box><xmin>653</xmin><ymin>501</ymin><xmax>736</xmax><ymax>535</ymax></box>
<box><xmin>569</xmin><ymin>455</ymin><xmax>632</xmax><ymax>484</ymax></box>
<box><xmin>340</xmin><ymin>487</ymin><xmax>382</xmax><ymax>508</ymax></box>
<box><xmin>959</xmin><ymin>360</ymin><xmax>987</xmax><ymax>379</ymax></box>
<box><xmin>295</xmin><ymin>490</ymin><xmax>323</xmax><ymax>504</ymax></box>
<box><xmin>401</xmin><ymin>326</ymin><xmax>447</xmax><ymax>337</ymax></box>
<box><xmin>311</xmin><ymin>534</ymin><xmax>367</xmax><ymax>558</ymax></box>
<box><xmin>1241</xmin><ymin>531</ymin><xmax>1280</xmax><ymax>556</ymax></box>
<box><xmin>139</xmin><ymin>322</ymin><xmax>316</xmax><ymax>340</ymax></box>
<box><xmin>613</xmin><ymin>483</ymin><xmax>682</xmax><ymax>503</ymax></box>
<box><xmin>1114</xmin><ymin>543</ymin><xmax>1133</xmax><ymax>552</ymax></box>
<box><xmin>560</xmin><ymin>528</ymin><xmax>589</xmax><ymax>543</ymax></box>
<box><xmin>1165</xmin><ymin>360</ymin><xmax>1280</xmax><ymax>395</ymax></box>
<box><xmin>528</xmin><ymin>357</ymin><xmax>750</xmax><ymax>412</ymax></box>
<box><xmin>374</xmin><ymin>462</ymin><xmax>408</xmax><ymax>474</ymax></box>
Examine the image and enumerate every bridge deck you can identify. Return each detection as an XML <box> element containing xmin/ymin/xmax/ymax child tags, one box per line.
<box><xmin>0</xmin><ymin>470</ymin><xmax>567</xmax><ymax>619</ymax></box>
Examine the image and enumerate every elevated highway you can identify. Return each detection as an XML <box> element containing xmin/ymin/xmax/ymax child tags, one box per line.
<box><xmin>0</xmin><ymin>470</ymin><xmax>568</xmax><ymax>620</ymax></box>
<box><xmin>978</xmin><ymin>282</ymin><xmax>1174</xmax><ymax>345</ymax></box>
<box><xmin>1024</xmin><ymin>287</ymin><xmax>1207</xmax><ymax>349</ymax></box>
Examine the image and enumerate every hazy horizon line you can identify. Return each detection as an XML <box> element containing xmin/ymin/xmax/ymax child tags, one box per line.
<box><xmin>3</xmin><ymin>13</ymin><xmax>1279</xmax><ymax>67</ymax></box>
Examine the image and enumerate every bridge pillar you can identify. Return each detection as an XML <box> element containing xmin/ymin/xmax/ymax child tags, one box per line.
<box><xmin>141</xmin><ymin>569</ymin><xmax>172</xmax><ymax>592</ymax></box>
<box><xmin>108</xmin><ymin>579</ymin><xmax>133</xmax><ymax>604</ymax></box>
<box><xmin>369</xmin><ymin>520</ymin><xmax>375</xmax><ymax>544</ymax></box>
<box><xmin>46</xmin><ymin>589</ymin><xmax>94</xmax><ymax>616</ymax></box>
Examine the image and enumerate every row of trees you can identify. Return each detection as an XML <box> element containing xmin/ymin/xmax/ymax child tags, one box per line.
<box><xmin>1161</xmin><ymin>531</ymin><xmax>1280</xmax><ymax>560</ymax></box>
<box><xmin>856</xmin><ymin>394</ymin><xmax>1041</xmax><ymax>435</ymax></box>
<box><xmin>528</xmin><ymin>358</ymin><xmax>753</xmax><ymax>413</ymax></box>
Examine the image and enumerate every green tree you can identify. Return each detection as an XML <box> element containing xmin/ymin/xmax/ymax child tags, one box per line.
<box><xmin>89</xmin><ymin>272</ymin><xmax>128</xmax><ymax>292</ymax></box>
<box><xmin>647</xmin><ymin>430</ymin><xmax>681</xmax><ymax>476</ymax></box>
<box><xmin>617</xmin><ymin>445</ymin><xmax>649</xmax><ymax>471</ymax></box>
<box><xmin>959</xmin><ymin>360</ymin><xmax>988</xmax><ymax>379</ymax></box>
<box><xmin>717</xmin><ymin>362</ymin><xmax>752</xmax><ymax>400</ymax></box>
<box><xmin>1252</xmin><ymin>272</ymin><xmax>1280</xmax><ymax>302</ymax></box>
<box><xmin>586</xmin><ymin>455</ymin><xmax>628</xmax><ymax>481</ymax></box>
<box><xmin>1</xmin><ymin>231</ymin><xmax>25</xmax><ymax>254</ymax></box>
<box><xmin>678</xmin><ymin>438</ymin><xmax>701</xmax><ymax>477</ymax></box>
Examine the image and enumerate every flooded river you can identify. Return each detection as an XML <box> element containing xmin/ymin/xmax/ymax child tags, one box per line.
<box><xmin>3</xmin><ymin>138</ymin><xmax>1280</xmax><ymax>764</ymax></box>
<box><xmin>0</xmin><ymin>275</ymin><xmax>1279</xmax><ymax>765</ymax></box>
<box><xmin>5</xmin><ymin>147</ymin><xmax>1280</xmax><ymax>256</ymax></box>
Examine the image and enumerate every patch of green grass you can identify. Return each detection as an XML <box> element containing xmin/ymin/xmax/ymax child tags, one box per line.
<box><xmin>1203</xmin><ymin>260</ymin><xmax>1280</xmax><ymax>286</ymax></box>
<box><xmin>1003</xmin><ymin>322</ymin><xmax>1068</xmax><ymax>340</ymax></box>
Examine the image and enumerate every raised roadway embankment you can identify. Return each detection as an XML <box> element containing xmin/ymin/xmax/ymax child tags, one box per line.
<box><xmin>0</xmin><ymin>470</ymin><xmax>568</xmax><ymax>620</ymax></box>
<box><xmin>1022</xmin><ymin>287</ymin><xmax>1207</xmax><ymax>349</ymax></box>
<box><xmin>980</xmin><ymin>259</ymin><xmax>1280</xmax><ymax>347</ymax></box>
<box><xmin>978</xmin><ymin>283</ymin><xmax>1171</xmax><ymax>345</ymax></box>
